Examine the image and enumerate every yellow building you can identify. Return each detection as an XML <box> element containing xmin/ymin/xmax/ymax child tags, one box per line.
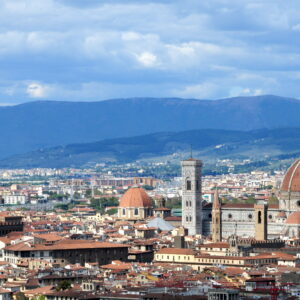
<box><xmin>154</xmin><ymin>247</ymin><xmax>279</xmax><ymax>271</ymax></box>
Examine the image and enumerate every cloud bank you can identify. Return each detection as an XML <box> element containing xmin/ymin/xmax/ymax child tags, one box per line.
<box><xmin>0</xmin><ymin>0</ymin><xmax>300</xmax><ymax>103</ymax></box>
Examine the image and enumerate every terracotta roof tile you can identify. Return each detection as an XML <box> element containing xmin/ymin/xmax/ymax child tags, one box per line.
<box><xmin>281</xmin><ymin>158</ymin><xmax>300</xmax><ymax>192</ymax></box>
<box><xmin>156</xmin><ymin>248</ymin><xmax>195</xmax><ymax>255</ymax></box>
<box><xmin>119</xmin><ymin>187</ymin><xmax>152</xmax><ymax>208</ymax></box>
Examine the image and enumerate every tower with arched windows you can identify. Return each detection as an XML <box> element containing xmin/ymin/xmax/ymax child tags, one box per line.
<box><xmin>181</xmin><ymin>158</ymin><xmax>202</xmax><ymax>235</ymax></box>
<box><xmin>254</xmin><ymin>201</ymin><xmax>268</xmax><ymax>241</ymax></box>
<box><xmin>212</xmin><ymin>188</ymin><xmax>222</xmax><ymax>242</ymax></box>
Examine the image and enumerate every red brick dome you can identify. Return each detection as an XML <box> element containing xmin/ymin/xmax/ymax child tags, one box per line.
<box><xmin>119</xmin><ymin>187</ymin><xmax>152</xmax><ymax>208</ymax></box>
<box><xmin>281</xmin><ymin>159</ymin><xmax>300</xmax><ymax>192</ymax></box>
<box><xmin>286</xmin><ymin>211</ymin><xmax>300</xmax><ymax>224</ymax></box>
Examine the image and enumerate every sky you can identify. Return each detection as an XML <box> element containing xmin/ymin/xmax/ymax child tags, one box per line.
<box><xmin>1</xmin><ymin>0</ymin><xmax>300</xmax><ymax>104</ymax></box>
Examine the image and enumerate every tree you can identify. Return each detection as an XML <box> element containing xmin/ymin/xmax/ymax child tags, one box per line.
<box><xmin>166</xmin><ymin>197</ymin><xmax>181</xmax><ymax>209</ymax></box>
<box><xmin>106</xmin><ymin>208</ymin><xmax>118</xmax><ymax>215</ymax></box>
<box><xmin>90</xmin><ymin>197</ymin><xmax>119</xmax><ymax>213</ymax></box>
<box><xmin>15</xmin><ymin>292</ymin><xmax>28</xmax><ymax>300</ymax></box>
<box><xmin>245</xmin><ymin>196</ymin><xmax>256</xmax><ymax>204</ymax></box>
<box><xmin>54</xmin><ymin>203</ymin><xmax>69</xmax><ymax>210</ymax></box>
<box><xmin>32</xmin><ymin>296</ymin><xmax>46</xmax><ymax>300</ymax></box>
<box><xmin>56</xmin><ymin>280</ymin><xmax>71</xmax><ymax>291</ymax></box>
<box><xmin>73</xmin><ymin>192</ymin><xmax>81</xmax><ymax>199</ymax></box>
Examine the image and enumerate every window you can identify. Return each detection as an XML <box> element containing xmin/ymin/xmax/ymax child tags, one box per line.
<box><xmin>134</xmin><ymin>208</ymin><xmax>139</xmax><ymax>215</ymax></box>
<box><xmin>196</xmin><ymin>180</ymin><xmax>200</xmax><ymax>190</ymax></box>
<box><xmin>186</xmin><ymin>216</ymin><xmax>189</xmax><ymax>222</ymax></box>
<box><xmin>122</xmin><ymin>208</ymin><xmax>126</xmax><ymax>215</ymax></box>
<box><xmin>268</xmin><ymin>214</ymin><xmax>273</xmax><ymax>219</ymax></box>
<box><xmin>189</xmin><ymin>216</ymin><xmax>192</xmax><ymax>222</ymax></box>
<box><xmin>228</xmin><ymin>213</ymin><xmax>232</xmax><ymax>219</ymax></box>
<box><xmin>258</xmin><ymin>211</ymin><xmax>262</xmax><ymax>224</ymax></box>
<box><xmin>186</xmin><ymin>180</ymin><xmax>191</xmax><ymax>190</ymax></box>
<box><xmin>248</xmin><ymin>214</ymin><xmax>253</xmax><ymax>219</ymax></box>
<box><xmin>186</xmin><ymin>201</ymin><xmax>189</xmax><ymax>207</ymax></box>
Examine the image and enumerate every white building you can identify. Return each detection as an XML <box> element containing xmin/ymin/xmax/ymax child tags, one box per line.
<box><xmin>3</xmin><ymin>194</ymin><xmax>28</xmax><ymax>205</ymax></box>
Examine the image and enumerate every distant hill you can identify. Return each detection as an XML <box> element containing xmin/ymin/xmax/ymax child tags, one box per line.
<box><xmin>2</xmin><ymin>127</ymin><xmax>300</xmax><ymax>168</ymax></box>
<box><xmin>1</xmin><ymin>95</ymin><xmax>300</xmax><ymax>159</ymax></box>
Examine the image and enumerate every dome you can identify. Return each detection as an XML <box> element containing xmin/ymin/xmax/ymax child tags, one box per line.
<box><xmin>286</xmin><ymin>211</ymin><xmax>300</xmax><ymax>224</ymax></box>
<box><xmin>281</xmin><ymin>159</ymin><xmax>300</xmax><ymax>192</ymax></box>
<box><xmin>119</xmin><ymin>187</ymin><xmax>152</xmax><ymax>208</ymax></box>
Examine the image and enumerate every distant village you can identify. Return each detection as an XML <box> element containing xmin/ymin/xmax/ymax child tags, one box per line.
<box><xmin>0</xmin><ymin>158</ymin><xmax>299</xmax><ymax>300</ymax></box>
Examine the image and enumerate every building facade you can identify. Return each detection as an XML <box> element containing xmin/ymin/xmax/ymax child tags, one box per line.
<box><xmin>182</xmin><ymin>158</ymin><xmax>300</xmax><ymax>239</ymax></box>
<box><xmin>3</xmin><ymin>239</ymin><xmax>129</xmax><ymax>266</ymax></box>
<box><xmin>0</xmin><ymin>213</ymin><xmax>23</xmax><ymax>237</ymax></box>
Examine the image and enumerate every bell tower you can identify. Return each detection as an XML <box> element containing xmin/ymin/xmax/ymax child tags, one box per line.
<box><xmin>212</xmin><ymin>187</ymin><xmax>222</xmax><ymax>242</ymax></box>
<box><xmin>181</xmin><ymin>158</ymin><xmax>202</xmax><ymax>235</ymax></box>
<box><xmin>255</xmin><ymin>201</ymin><xmax>268</xmax><ymax>241</ymax></box>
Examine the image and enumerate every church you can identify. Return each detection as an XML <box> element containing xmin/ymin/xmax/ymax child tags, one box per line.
<box><xmin>181</xmin><ymin>157</ymin><xmax>300</xmax><ymax>240</ymax></box>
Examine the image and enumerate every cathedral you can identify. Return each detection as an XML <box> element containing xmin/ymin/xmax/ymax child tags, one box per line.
<box><xmin>181</xmin><ymin>157</ymin><xmax>300</xmax><ymax>240</ymax></box>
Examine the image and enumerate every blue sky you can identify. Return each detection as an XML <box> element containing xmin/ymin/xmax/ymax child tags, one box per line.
<box><xmin>1</xmin><ymin>0</ymin><xmax>300</xmax><ymax>104</ymax></box>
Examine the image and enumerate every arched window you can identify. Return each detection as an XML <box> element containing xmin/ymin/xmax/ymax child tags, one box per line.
<box><xmin>186</xmin><ymin>216</ymin><xmax>189</xmax><ymax>222</ymax></box>
<box><xmin>186</xmin><ymin>201</ymin><xmax>189</xmax><ymax>207</ymax></box>
<box><xmin>134</xmin><ymin>208</ymin><xmax>139</xmax><ymax>215</ymax></box>
<box><xmin>189</xmin><ymin>216</ymin><xmax>192</xmax><ymax>222</ymax></box>
<box><xmin>258</xmin><ymin>211</ymin><xmax>262</xmax><ymax>224</ymax></box>
<box><xmin>186</xmin><ymin>180</ymin><xmax>191</xmax><ymax>190</ymax></box>
<box><xmin>122</xmin><ymin>208</ymin><xmax>126</xmax><ymax>215</ymax></box>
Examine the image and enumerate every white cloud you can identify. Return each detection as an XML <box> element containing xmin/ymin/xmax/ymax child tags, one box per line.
<box><xmin>174</xmin><ymin>82</ymin><xmax>219</xmax><ymax>99</ymax></box>
<box><xmin>229</xmin><ymin>87</ymin><xmax>264</xmax><ymax>97</ymax></box>
<box><xmin>0</xmin><ymin>0</ymin><xmax>300</xmax><ymax>103</ymax></box>
<box><xmin>26</xmin><ymin>83</ymin><xmax>49</xmax><ymax>98</ymax></box>
<box><xmin>135</xmin><ymin>52</ymin><xmax>158</xmax><ymax>67</ymax></box>
<box><xmin>121</xmin><ymin>31</ymin><xmax>141</xmax><ymax>41</ymax></box>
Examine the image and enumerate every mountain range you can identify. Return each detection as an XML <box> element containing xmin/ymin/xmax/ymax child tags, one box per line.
<box><xmin>2</xmin><ymin>127</ymin><xmax>300</xmax><ymax>168</ymax></box>
<box><xmin>1</xmin><ymin>95</ymin><xmax>300</xmax><ymax>161</ymax></box>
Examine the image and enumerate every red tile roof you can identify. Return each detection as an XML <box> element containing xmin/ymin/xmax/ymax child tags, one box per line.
<box><xmin>5</xmin><ymin>239</ymin><xmax>129</xmax><ymax>252</ymax></box>
<box><xmin>281</xmin><ymin>158</ymin><xmax>300</xmax><ymax>192</ymax></box>
<box><xmin>119</xmin><ymin>187</ymin><xmax>152</xmax><ymax>208</ymax></box>
<box><xmin>156</xmin><ymin>248</ymin><xmax>195</xmax><ymax>255</ymax></box>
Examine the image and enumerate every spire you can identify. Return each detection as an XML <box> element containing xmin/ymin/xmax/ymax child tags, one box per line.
<box><xmin>213</xmin><ymin>186</ymin><xmax>221</xmax><ymax>209</ymax></box>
